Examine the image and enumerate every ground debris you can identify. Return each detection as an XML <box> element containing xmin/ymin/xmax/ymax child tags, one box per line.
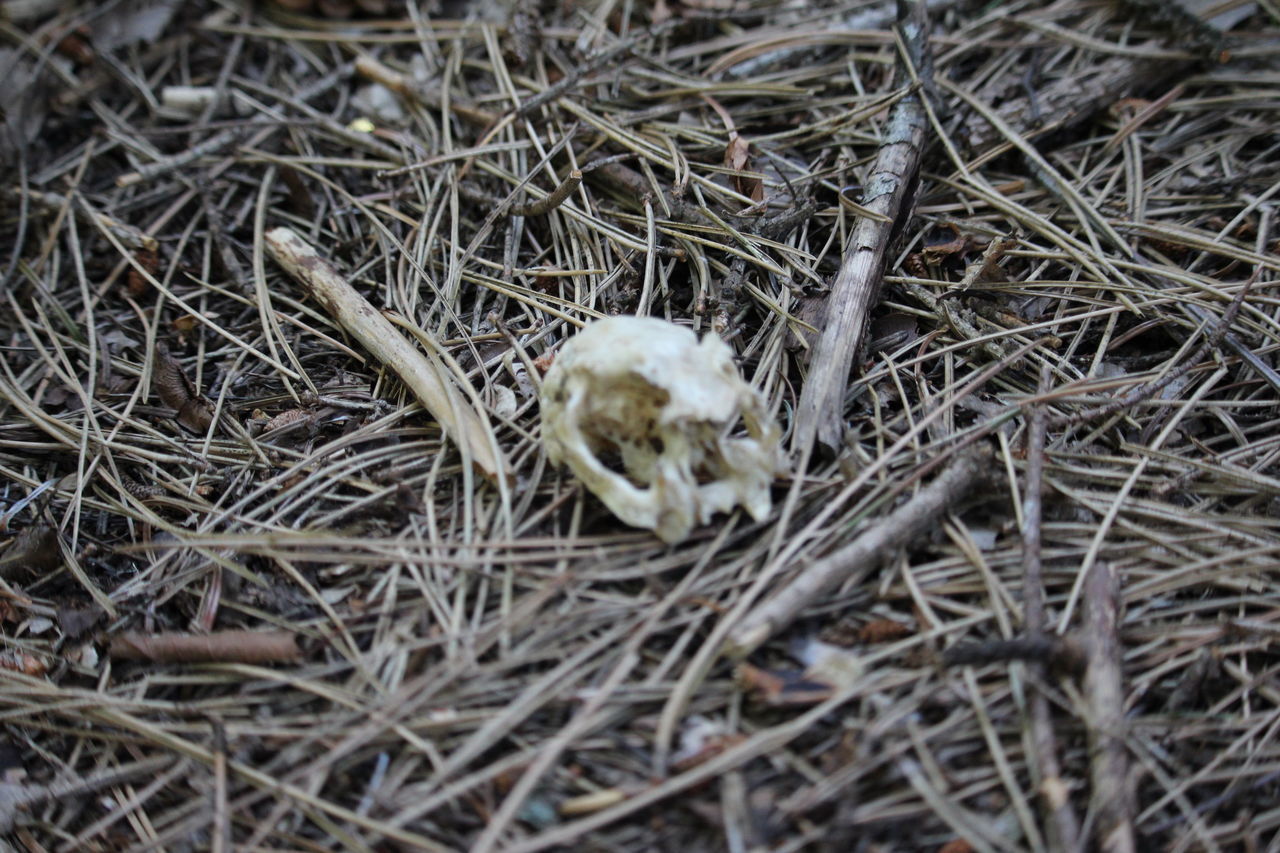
<box><xmin>1</xmin><ymin>0</ymin><xmax>1278</xmax><ymax>848</ymax></box>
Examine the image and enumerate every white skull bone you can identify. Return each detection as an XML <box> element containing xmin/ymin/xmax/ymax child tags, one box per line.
<box><xmin>540</xmin><ymin>316</ymin><xmax>780</xmax><ymax>544</ymax></box>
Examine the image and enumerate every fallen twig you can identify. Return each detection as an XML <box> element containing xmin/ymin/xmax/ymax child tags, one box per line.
<box><xmin>725</xmin><ymin>443</ymin><xmax>993</xmax><ymax>658</ymax></box>
<box><xmin>792</xmin><ymin>0</ymin><xmax>933</xmax><ymax>454</ymax></box>
<box><xmin>1022</xmin><ymin>365</ymin><xmax>1082</xmax><ymax>852</ymax></box>
<box><xmin>0</xmin><ymin>756</ymin><xmax>173</xmax><ymax>832</ymax></box>
<box><xmin>354</xmin><ymin>54</ymin><xmax>496</xmax><ymax>127</ymax></box>
<box><xmin>508</xmin><ymin>169</ymin><xmax>582</xmax><ymax>218</ymax></box>
<box><xmin>108</xmin><ymin>630</ymin><xmax>301</xmax><ymax>664</ymax></box>
<box><xmin>265</xmin><ymin>226</ymin><xmax>509</xmax><ymax>484</ymax></box>
<box><xmin>1048</xmin><ymin>269</ymin><xmax>1257</xmax><ymax>429</ymax></box>
<box><xmin>964</xmin><ymin>53</ymin><xmax>1190</xmax><ymax>153</ymax></box>
<box><xmin>1083</xmin><ymin>563</ymin><xmax>1136</xmax><ymax>853</ymax></box>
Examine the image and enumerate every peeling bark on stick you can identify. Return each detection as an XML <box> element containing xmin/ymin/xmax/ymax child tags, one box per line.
<box><xmin>265</xmin><ymin>227</ymin><xmax>508</xmax><ymax>483</ymax></box>
<box><xmin>793</xmin><ymin>1</ymin><xmax>931</xmax><ymax>455</ymax></box>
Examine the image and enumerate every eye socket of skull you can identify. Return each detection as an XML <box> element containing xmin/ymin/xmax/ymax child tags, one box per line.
<box><xmin>540</xmin><ymin>316</ymin><xmax>780</xmax><ymax>543</ymax></box>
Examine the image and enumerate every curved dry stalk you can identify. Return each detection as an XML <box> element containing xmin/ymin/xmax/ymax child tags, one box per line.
<box><xmin>265</xmin><ymin>226</ymin><xmax>509</xmax><ymax>484</ymax></box>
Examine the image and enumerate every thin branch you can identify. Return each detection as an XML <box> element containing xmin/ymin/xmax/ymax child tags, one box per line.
<box><xmin>1023</xmin><ymin>365</ymin><xmax>1082</xmax><ymax>853</ymax></box>
<box><xmin>1083</xmin><ymin>563</ymin><xmax>1136</xmax><ymax>853</ymax></box>
<box><xmin>725</xmin><ymin>443</ymin><xmax>993</xmax><ymax>658</ymax></box>
<box><xmin>792</xmin><ymin>0</ymin><xmax>933</xmax><ymax>454</ymax></box>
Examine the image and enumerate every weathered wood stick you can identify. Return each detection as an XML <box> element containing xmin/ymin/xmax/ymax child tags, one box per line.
<box><xmin>265</xmin><ymin>227</ymin><xmax>508</xmax><ymax>483</ymax></box>
<box><xmin>1022</xmin><ymin>365</ymin><xmax>1083</xmax><ymax>852</ymax></box>
<box><xmin>792</xmin><ymin>0</ymin><xmax>931</xmax><ymax>454</ymax></box>
<box><xmin>1083</xmin><ymin>563</ymin><xmax>1136</xmax><ymax>853</ymax></box>
<box><xmin>725</xmin><ymin>443</ymin><xmax>991</xmax><ymax>658</ymax></box>
<box><xmin>108</xmin><ymin>630</ymin><xmax>300</xmax><ymax>664</ymax></box>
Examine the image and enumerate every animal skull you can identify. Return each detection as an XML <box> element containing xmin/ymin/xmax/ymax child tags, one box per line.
<box><xmin>540</xmin><ymin>316</ymin><xmax>780</xmax><ymax>543</ymax></box>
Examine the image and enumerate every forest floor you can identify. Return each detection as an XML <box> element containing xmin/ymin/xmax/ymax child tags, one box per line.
<box><xmin>2</xmin><ymin>0</ymin><xmax>1279</xmax><ymax>850</ymax></box>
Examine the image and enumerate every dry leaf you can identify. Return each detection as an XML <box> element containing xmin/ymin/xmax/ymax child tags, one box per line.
<box><xmin>53</xmin><ymin>26</ymin><xmax>95</xmax><ymax>66</ymax></box>
<box><xmin>950</xmin><ymin>233</ymin><xmax>1019</xmax><ymax>293</ymax></box>
<box><xmin>736</xmin><ymin>662</ymin><xmax>834</xmax><ymax>707</ymax></box>
<box><xmin>921</xmin><ymin>224</ymin><xmax>979</xmax><ymax>261</ymax></box>
<box><xmin>724</xmin><ymin>135</ymin><xmax>763</xmax><ymax>203</ymax></box>
<box><xmin>0</xmin><ymin>524</ymin><xmax>61</xmax><ymax>581</ymax></box>
<box><xmin>56</xmin><ymin>605</ymin><xmax>104</xmax><ymax>639</ymax></box>
<box><xmin>858</xmin><ymin>618</ymin><xmax>913</xmax><ymax>644</ymax></box>
<box><xmin>151</xmin><ymin>342</ymin><xmax>215</xmax><ymax>433</ymax></box>
<box><xmin>0</xmin><ymin>650</ymin><xmax>47</xmax><ymax>677</ymax></box>
<box><xmin>126</xmin><ymin>242</ymin><xmax>158</xmax><ymax>298</ymax></box>
<box><xmin>262</xmin><ymin>408</ymin><xmax>312</xmax><ymax>433</ymax></box>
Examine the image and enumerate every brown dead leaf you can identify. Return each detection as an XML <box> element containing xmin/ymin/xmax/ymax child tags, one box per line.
<box><xmin>52</xmin><ymin>27</ymin><xmax>95</xmax><ymax>67</ymax></box>
<box><xmin>532</xmin><ymin>352</ymin><xmax>556</xmax><ymax>374</ymax></box>
<box><xmin>262</xmin><ymin>408</ymin><xmax>312</xmax><ymax>433</ymax></box>
<box><xmin>950</xmin><ymin>233</ymin><xmax>1019</xmax><ymax>293</ymax></box>
<box><xmin>858</xmin><ymin>618</ymin><xmax>914</xmax><ymax>644</ymax></box>
<box><xmin>151</xmin><ymin>342</ymin><xmax>215</xmax><ymax>433</ymax></box>
<box><xmin>937</xmin><ymin>840</ymin><xmax>975</xmax><ymax>853</ymax></box>
<box><xmin>724</xmin><ymin>135</ymin><xmax>763</xmax><ymax>203</ymax></box>
<box><xmin>0</xmin><ymin>525</ymin><xmax>62</xmax><ymax>581</ymax></box>
<box><xmin>0</xmin><ymin>650</ymin><xmax>47</xmax><ymax>677</ymax></box>
<box><xmin>671</xmin><ymin>731</ymin><xmax>745</xmax><ymax>771</ymax></box>
<box><xmin>124</xmin><ymin>244</ymin><xmax>156</xmax><ymax>297</ymax></box>
<box><xmin>736</xmin><ymin>662</ymin><xmax>834</xmax><ymax>707</ymax></box>
<box><xmin>921</xmin><ymin>223</ymin><xmax>978</xmax><ymax>261</ymax></box>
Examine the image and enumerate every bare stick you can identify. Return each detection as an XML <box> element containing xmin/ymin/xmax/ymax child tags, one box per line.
<box><xmin>265</xmin><ymin>227</ymin><xmax>508</xmax><ymax>484</ymax></box>
<box><xmin>725</xmin><ymin>444</ymin><xmax>992</xmax><ymax>658</ymax></box>
<box><xmin>108</xmin><ymin>631</ymin><xmax>301</xmax><ymax>664</ymax></box>
<box><xmin>211</xmin><ymin>719</ymin><xmax>230</xmax><ymax>853</ymax></box>
<box><xmin>116</xmin><ymin>127</ymin><xmax>253</xmax><ymax>189</ymax></box>
<box><xmin>354</xmin><ymin>55</ymin><xmax>496</xmax><ymax>127</ymax></box>
<box><xmin>1048</xmin><ymin>269</ymin><xmax>1258</xmax><ymax>429</ymax></box>
<box><xmin>509</xmin><ymin>169</ymin><xmax>582</xmax><ymax>218</ymax></box>
<box><xmin>0</xmin><ymin>756</ymin><xmax>173</xmax><ymax>833</ymax></box>
<box><xmin>1083</xmin><ymin>563</ymin><xmax>1136</xmax><ymax>853</ymax></box>
<box><xmin>964</xmin><ymin>54</ymin><xmax>1190</xmax><ymax>153</ymax></box>
<box><xmin>1023</xmin><ymin>365</ymin><xmax>1083</xmax><ymax>852</ymax></box>
<box><xmin>11</xmin><ymin>187</ymin><xmax>156</xmax><ymax>252</ymax></box>
<box><xmin>792</xmin><ymin>0</ymin><xmax>932</xmax><ymax>454</ymax></box>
